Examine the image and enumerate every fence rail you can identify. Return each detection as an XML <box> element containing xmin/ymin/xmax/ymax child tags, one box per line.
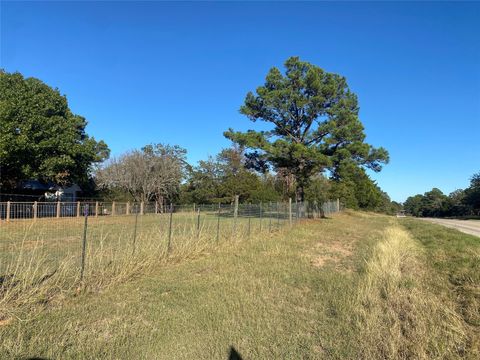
<box><xmin>0</xmin><ymin>199</ymin><xmax>341</xmax><ymax>221</ymax></box>
<box><xmin>0</xmin><ymin>199</ymin><xmax>341</xmax><ymax>302</ymax></box>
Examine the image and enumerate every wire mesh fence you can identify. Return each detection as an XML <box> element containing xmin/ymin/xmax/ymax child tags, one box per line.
<box><xmin>0</xmin><ymin>199</ymin><xmax>341</xmax><ymax>299</ymax></box>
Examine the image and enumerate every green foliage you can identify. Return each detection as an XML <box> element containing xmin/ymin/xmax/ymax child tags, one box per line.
<box><xmin>404</xmin><ymin>173</ymin><xmax>480</xmax><ymax>217</ymax></box>
<box><xmin>224</xmin><ymin>57</ymin><xmax>389</xmax><ymax>199</ymax></box>
<box><xmin>304</xmin><ymin>176</ymin><xmax>330</xmax><ymax>206</ymax></box>
<box><xmin>0</xmin><ymin>70</ymin><xmax>109</xmax><ymax>190</ymax></box>
<box><xmin>464</xmin><ymin>172</ymin><xmax>480</xmax><ymax>214</ymax></box>
<box><xmin>328</xmin><ymin>166</ymin><xmax>397</xmax><ymax>213</ymax></box>
<box><xmin>179</xmin><ymin>146</ymin><xmax>281</xmax><ymax>204</ymax></box>
<box><xmin>404</xmin><ymin>189</ymin><xmax>450</xmax><ymax>217</ymax></box>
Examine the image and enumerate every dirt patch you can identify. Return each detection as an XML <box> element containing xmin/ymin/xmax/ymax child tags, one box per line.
<box><xmin>0</xmin><ymin>318</ymin><xmax>12</xmax><ymax>327</ymax></box>
<box><xmin>309</xmin><ymin>241</ymin><xmax>354</xmax><ymax>271</ymax></box>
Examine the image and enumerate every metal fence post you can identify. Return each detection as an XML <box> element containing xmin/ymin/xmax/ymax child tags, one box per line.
<box><xmin>167</xmin><ymin>204</ymin><xmax>173</xmax><ymax>253</ymax></box>
<box><xmin>80</xmin><ymin>204</ymin><xmax>89</xmax><ymax>281</ymax></box>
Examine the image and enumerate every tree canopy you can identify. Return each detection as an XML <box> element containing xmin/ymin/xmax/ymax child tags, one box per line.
<box><xmin>96</xmin><ymin>144</ymin><xmax>188</xmax><ymax>204</ymax></box>
<box><xmin>404</xmin><ymin>172</ymin><xmax>480</xmax><ymax>217</ymax></box>
<box><xmin>224</xmin><ymin>57</ymin><xmax>389</xmax><ymax>200</ymax></box>
<box><xmin>179</xmin><ymin>145</ymin><xmax>281</xmax><ymax>204</ymax></box>
<box><xmin>0</xmin><ymin>70</ymin><xmax>109</xmax><ymax>191</ymax></box>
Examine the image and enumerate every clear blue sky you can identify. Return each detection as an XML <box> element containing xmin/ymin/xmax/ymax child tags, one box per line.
<box><xmin>1</xmin><ymin>1</ymin><xmax>479</xmax><ymax>202</ymax></box>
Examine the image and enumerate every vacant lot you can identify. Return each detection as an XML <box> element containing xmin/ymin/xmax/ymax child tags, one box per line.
<box><xmin>1</xmin><ymin>212</ymin><xmax>478</xmax><ymax>359</ymax></box>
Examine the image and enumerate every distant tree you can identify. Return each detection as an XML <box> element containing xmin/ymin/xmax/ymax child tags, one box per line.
<box><xmin>447</xmin><ymin>189</ymin><xmax>469</xmax><ymax>216</ymax></box>
<box><xmin>0</xmin><ymin>70</ymin><xmax>109</xmax><ymax>190</ymax></box>
<box><xmin>404</xmin><ymin>172</ymin><xmax>480</xmax><ymax>218</ymax></box>
<box><xmin>179</xmin><ymin>145</ymin><xmax>281</xmax><ymax>204</ymax></box>
<box><xmin>179</xmin><ymin>157</ymin><xmax>223</xmax><ymax>204</ymax></box>
<box><xmin>328</xmin><ymin>164</ymin><xmax>387</xmax><ymax>211</ymax></box>
<box><xmin>422</xmin><ymin>188</ymin><xmax>449</xmax><ymax>217</ymax></box>
<box><xmin>304</xmin><ymin>175</ymin><xmax>331</xmax><ymax>216</ymax></box>
<box><xmin>404</xmin><ymin>194</ymin><xmax>425</xmax><ymax>217</ymax></box>
<box><xmin>464</xmin><ymin>172</ymin><xmax>480</xmax><ymax>215</ymax></box>
<box><xmin>224</xmin><ymin>56</ymin><xmax>389</xmax><ymax>200</ymax></box>
<box><xmin>404</xmin><ymin>188</ymin><xmax>450</xmax><ymax>217</ymax></box>
<box><xmin>96</xmin><ymin>144</ymin><xmax>187</xmax><ymax>204</ymax></box>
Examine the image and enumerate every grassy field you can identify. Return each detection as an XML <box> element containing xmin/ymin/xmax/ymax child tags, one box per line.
<box><xmin>0</xmin><ymin>211</ymin><xmax>479</xmax><ymax>359</ymax></box>
<box><xmin>0</xmin><ymin>209</ymin><xmax>288</xmax><ymax>321</ymax></box>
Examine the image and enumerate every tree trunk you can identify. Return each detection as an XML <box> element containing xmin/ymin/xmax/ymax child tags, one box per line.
<box><xmin>296</xmin><ymin>185</ymin><xmax>305</xmax><ymax>202</ymax></box>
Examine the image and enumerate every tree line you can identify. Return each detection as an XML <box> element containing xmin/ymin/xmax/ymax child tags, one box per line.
<box><xmin>1</xmin><ymin>58</ymin><xmax>399</xmax><ymax>213</ymax></box>
<box><xmin>403</xmin><ymin>173</ymin><xmax>480</xmax><ymax>218</ymax></box>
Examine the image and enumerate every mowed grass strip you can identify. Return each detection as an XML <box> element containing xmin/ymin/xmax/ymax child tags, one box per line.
<box><xmin>1</xmin><ymin>212</ymin><xmax>478</xmax><ymax>359</ymax></box>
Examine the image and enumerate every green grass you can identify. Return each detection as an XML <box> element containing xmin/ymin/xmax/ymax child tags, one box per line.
<box><xmin>401</xmin><ymin>219</ymin><xmax>480</xmax><ymax>353</ymax></box>
<box><xmin>0</xmin><ymin>211</ymin><xmax>283</xmax><ymax>273</ymax></box>
<box><xmin>0</xmin><ymin>210</ymin><xmax>288</xmax><ymax>321</ymax></box>
<box><xmin>0</xmin><ymin>212</ymin><xmax>478</xmax><ymax>359</ymax></box>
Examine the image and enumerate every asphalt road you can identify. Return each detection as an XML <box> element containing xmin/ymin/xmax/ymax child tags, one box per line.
<box><xmin>420</xmin><ymin>218</ymin><xmax>480</xmax><ymax>237</ymax></box>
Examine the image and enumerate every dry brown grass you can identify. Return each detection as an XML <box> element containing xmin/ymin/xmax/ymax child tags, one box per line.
<box><xmin>0</xmin><ymin>214</ymin><xmax>283</xmax><ymax>322</ymax></box>
<box><xmin>354</xmin><ymin>226</ymin><xmax>467</xmax><ymax>359</ymax></box>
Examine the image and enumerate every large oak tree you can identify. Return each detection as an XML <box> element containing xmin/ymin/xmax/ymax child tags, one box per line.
<box><xmin>225</xmin><ymin>57</ymin><xmax>389</xmax><ymax>200</ymax></box>
<box><xmin>0</xmin><ymin>70</ymin><xmax>109</xmax><ymax>191</ymax></box>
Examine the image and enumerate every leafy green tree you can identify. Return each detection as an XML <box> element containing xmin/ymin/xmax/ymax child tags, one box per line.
<box><xmin>247</xmin><ymin>176</ymin><xmax>281</xmax><ymax>203</ymax></box>
<box><xmin>179</xmin><ymin>146</ymin><xmax>281</xmax><ymax>204</ymax></box>
<box><xmin>304</xmin><ymin>175</ymin><xmax>331</xmax><ymax>216</ymax></box>
<box><xmin>179</xmin><ymin>157</ymin><xmax>223</xmax><ymax>204</ymax></box>
<box><xmin>328</xmin><ymin>164</ymin><xmax>388</xmax><ymax>212</ymax></box>
<box><xmin>404</xmin><ymin>194</ymin><xmax>425</xmax><ymax>217</ymax></box>
<box><xmin>422</xmin><ymin>188</ymin><xmax>449</xmax><ymax>217</ymax></box>
<box><xmin>404</xmin><ymin>188</ymin><xmax>450</xmax><ymax>217</ymax></box>
<box><xmin>224</xmin><ymin>57</ymin><xmax>389</xmax><ymax>200</ymax></box>
<box><xmin>447</xmin><ymin>189</ymin><xmax>469</xmax><ymax>216</ymax></box>
<box><xmin>464</xmin><ymin>172</ymin><xmax>480</xmax><ymax>215</ymax></box>
<box><xmin>0</xmin><ymin>70</ymin><xmax>109</xmax><ymax>190</ymax></box>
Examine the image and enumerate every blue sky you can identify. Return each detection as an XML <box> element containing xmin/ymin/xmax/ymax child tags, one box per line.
<box><xmin>1</xmin><ymin>1</ymin><xmax>479</xmax><ymax>202</ymax></box>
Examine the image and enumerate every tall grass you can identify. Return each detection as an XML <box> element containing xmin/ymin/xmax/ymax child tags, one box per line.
<box><xmin>354</xmin><ymin>226</ymin><xmax>467</xmax><ymax>359</ymax></box>
<box><xmin>0</xmin><ymin>213</ymin><xmax>285</xmax><ymax>322</ymax></box>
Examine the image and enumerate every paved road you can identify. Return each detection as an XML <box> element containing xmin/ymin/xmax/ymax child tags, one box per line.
<box><xmin>420</xmin><ymin>218</ymin><xmax>480</xmax><ymax>237</ymax></box>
